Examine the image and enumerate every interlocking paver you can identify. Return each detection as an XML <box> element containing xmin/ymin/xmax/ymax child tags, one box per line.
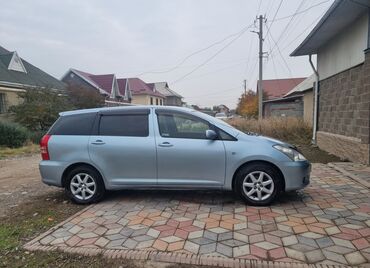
<box><xmin>305</xmin><ymin>249</ymin><xmax>325</xmax><ymax>263</ymax></box>
<box><xmin>25</xmin><ymin>163</ymin><xmax>370</xmax><ymax>265</ymax></box>
<box><xmin>233</xmin><ymin>245</ymin><xmax>250</xmax><ymax>257</ymax></box>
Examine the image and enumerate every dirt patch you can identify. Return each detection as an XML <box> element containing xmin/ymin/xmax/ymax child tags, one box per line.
<box><xmin>295</xmin><ymin>143</ymin><xmax>342</xmax><ymax>164</ymax></box>
<box><xmin>0</xmin><ymin>154</ymin><xmax>54</xmax><ymax>218</ymax></box>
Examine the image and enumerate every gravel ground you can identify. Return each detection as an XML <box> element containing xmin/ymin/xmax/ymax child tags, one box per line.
<box><xmin>0</xmin><ymin>154</ymin><xmax>59</xmax><ymax>218</ymax></box>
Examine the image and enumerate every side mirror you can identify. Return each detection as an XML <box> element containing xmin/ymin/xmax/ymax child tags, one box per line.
<box><xmin>206</xmin><ymin>129</ymin><xmax>218</xmax><ymax>140</ymax></box>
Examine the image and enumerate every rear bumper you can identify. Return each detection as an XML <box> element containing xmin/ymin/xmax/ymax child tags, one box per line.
<box><xmin>39</xmin><ymin>161</ymin><xmax>65</xmax><ymax>187</ymax></box>
<box><xmin>279</xmin><ymin>160</ymin><xmax>311</xmax><ymax>191</ymax></box>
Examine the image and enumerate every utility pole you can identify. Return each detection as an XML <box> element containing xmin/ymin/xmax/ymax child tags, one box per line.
<box><xmin>252</xmin><ymin>15</ymin><xmax>266</xmax><ymax>120</ymax></box>
<box><xmin>257</xmin><ymin>15</ymin><xmax>264</xmax><ymax>120</ymax></box>
<box><xmin>243</xmin><ymin>79</ymin><xmax>247</xmax><ymax>95</ymax></box>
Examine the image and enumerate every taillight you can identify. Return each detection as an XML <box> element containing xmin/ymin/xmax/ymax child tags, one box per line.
<box><xmin>40</xmin><ymin>134</ymin><xmax>51</xmax><ymax>160</ymax></box>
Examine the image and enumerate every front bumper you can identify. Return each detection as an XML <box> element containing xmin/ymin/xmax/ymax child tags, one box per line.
<box><xmin>279</xmin><ymin>160</ymin><xmax>311</xmax><ymax>191</ymax></box>
<box><xmin>39</xmin><ymin>160</ymin><xmax>66</xmax><ymax>187</ymax></box>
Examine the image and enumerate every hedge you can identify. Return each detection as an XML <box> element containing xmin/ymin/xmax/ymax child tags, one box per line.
<box><xmin>0</xmin><ymin>121</ymin><xmax>29</xmax><ymax>148</ymax></box>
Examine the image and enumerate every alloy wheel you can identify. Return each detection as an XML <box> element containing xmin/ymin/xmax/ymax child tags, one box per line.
<box><xmin>242</xmin><ymin>171</ymin><xmax>274</xmax><ymax>201</ymax></box>
<box><xmin>70</xmin><ymin>173</ymin><xmax>96</xmax><ymax>201</ymax></box>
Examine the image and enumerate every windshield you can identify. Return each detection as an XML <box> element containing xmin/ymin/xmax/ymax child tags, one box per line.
<box><xmin>193</xmin><ymin>111</ymin><xmax>234</xmax><ymax>128</ymax></box>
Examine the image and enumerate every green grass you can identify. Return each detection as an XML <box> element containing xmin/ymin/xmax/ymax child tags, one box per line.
<box><xmin>0</xmin><ymin>143</ymin><xmax>39</xmax><ymax>159</ymax></box>
<box><xmin>0</xmin><ymin>210</ymin><xmax>58</xmax><ymax>251</ymax></box>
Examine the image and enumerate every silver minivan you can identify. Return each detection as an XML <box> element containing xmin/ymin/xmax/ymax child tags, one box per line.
<box><xmin>40</xmin><ymin>106</ymin><xmax>310</xmax><ymax>206</ymax></box>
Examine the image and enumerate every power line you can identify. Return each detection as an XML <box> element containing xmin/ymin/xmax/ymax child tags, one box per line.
<box><xmin>136</xmin><ymin>0</ymin><xmax>328</xmax><ymax>79</ymax></box>
<box><xmin>269</xmin><ymin>0</ymin><xmax>330</xmax><ymax>22</ymax></box>
<box><xmin>268</xmin><ymin>0</ymin><xmax>306</xmax><ymax>54</ymax></box>
<box><xmin>264</xmin><ymin>0</ymin><xmax>284</xmax><ymax>39</ymax></box>
<box><xmin>172</xmin><ymin>23</ymin><xmax>254</xmax><ymax>84</ymax></box>
<box><xmin>280</xmin><ymin>9</ymin><xmax>327</xmax><ymax>52</ymax></box>
<box><xmin>266</xmin><ymin>23</ymin><xmax>293</xmax><ymax>77</ymax></box>
<box><xmin>185</xmin><ymin>86</ymin><xmax>242</xmax><ymax>98</ymax></box>
<box><xmin>136</xmin><ymin>24</ymin><xmax>254</xmax><ymax>77</ymax></box>
<box><xmin>266</xmin><ymin>31</ymin><xmax>280</xmax><ymax>80</ymax></box>
<box><xmin>121</xmin><ymin>57</ymin><xmax>256</xmax><ymax>75</ymax></box>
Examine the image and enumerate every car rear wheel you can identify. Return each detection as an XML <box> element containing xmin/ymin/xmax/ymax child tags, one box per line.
<box><xmin>65</xmin><ymin>165</ymin><xmax>105</xmax><ymax>204</ymax></box>
<box><xmin>235</xmin><ymin>163</ymin><xmax>282</xmax><ymax>206</ymax></box>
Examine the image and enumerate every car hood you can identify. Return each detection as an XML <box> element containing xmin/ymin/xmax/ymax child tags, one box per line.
<box><xmin>236</xmin><ymin>131</ymin><xmax>295</xmax><ymax>148</ymax></box>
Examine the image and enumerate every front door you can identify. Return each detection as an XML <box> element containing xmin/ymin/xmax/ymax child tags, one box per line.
<box><xmin>154</xmin><ymin>109</ymin><xmax>226</xmax><ymax>188</ymax></box>
<box><xmin>89</xmin><ymin>109</ymin><xmax>157</xmax><ymax>188</ymax></box>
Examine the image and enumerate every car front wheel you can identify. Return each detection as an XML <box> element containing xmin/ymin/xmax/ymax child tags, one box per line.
<box><xmin>235</xmin><ymin>163</ymin><xmax>282</xmax><ymax>206</ymax></box>
<box><xmin>65</xmin><ymin>166</ymin><xmax>105</xmax><ymax>204</ymax></box>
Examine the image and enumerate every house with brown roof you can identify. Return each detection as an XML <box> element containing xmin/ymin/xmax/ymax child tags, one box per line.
<box><xmin>62</xmin><ymin>69</ymin><xmax>131</xmax><ymax>104</ymax></box>
<box><xmin>120</xmin><ymin>78</ymin><xmax>165</xmax><ymax>106</ymax></box>
<box><xmin>147</xmin><ymin>82</ymin><xmax>183</xmax><ymax>106</ymax></box>
<box><xmin>260</xmin><ymin>77</ymin><xmax>306</xmax><ymax>118</ymax></box>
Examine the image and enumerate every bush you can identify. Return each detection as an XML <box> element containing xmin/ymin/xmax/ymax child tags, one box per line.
<box><xmin>228</xmin><ymin>117</ymin><xmax>312</xmax><ymax>145</ymax></box>
<box><xmin>0</xmin><ymin>121</ymin><xmax>29</xmax><ymax>148</ymax></box>
<box><xmin>29</xmin><ymin>131</ymin><xmax>45</xmax><ymax>144</ymax></box>
<box><xmin>9</xmin><ymin>87</ymin><xmax>72</xmax><ymax>131</ymax></box>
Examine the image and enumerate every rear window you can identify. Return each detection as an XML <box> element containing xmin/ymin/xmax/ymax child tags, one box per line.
<box><xmin>49</xmin><ymin>113</ymin><xmax>96</xmax><ymax>135</ymax></box>
<box><xmin>99</xmin><ymin>114</ymin><xmax>149</xmax><ymax>137</ymax></box>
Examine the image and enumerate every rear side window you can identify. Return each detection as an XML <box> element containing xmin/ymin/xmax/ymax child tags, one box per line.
<box><xmin>49</xmin><ymin>113</ymin><xmax>96</xmax><ymax>135</ymax></box>
<box><xmin>99</xmin><ymin>114</ymin><xmax>149</xmax><ymax>137</ymax></box>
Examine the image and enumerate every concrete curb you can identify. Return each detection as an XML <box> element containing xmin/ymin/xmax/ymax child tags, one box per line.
<box><xmin>23</xmin><ymin>244</ymin><xmax>354</xmax><ymax>268</ymax></box>
<box><xmin>328</xmin><ymin>163</ymin><xmax>370</xmax><ymax>189</ymax></box>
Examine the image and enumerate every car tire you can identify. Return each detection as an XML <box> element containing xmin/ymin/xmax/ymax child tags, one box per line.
<box><xmin>65</xmin><ymin>165</ymin><xmax>105</xmax><ymax>204</ymax></box>
<box><xmin>234</xmin><ymin>163</ymin><xmax>282</xmax><ymax>206</ymax></box>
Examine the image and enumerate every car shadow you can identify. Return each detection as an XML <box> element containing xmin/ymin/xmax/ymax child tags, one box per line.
<box><xmin>101</xmin><ymin>188</ymin><xmax>306</xmax><ymax>207</ymax></box>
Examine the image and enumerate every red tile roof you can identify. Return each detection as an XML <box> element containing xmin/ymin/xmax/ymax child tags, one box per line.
<box><xmin>72</xmin><ymin>69</ymin><xmax>164</xmax><ymax>98</ymax></box>
<box><xmin>73</xmin><ymin>69</ymin><xmax>114</xmax><ymax>94</ymax></box>
<box><xmin>89</xmin><ymin>74</ymin><xmax>114</xmax><ymax>94</ymax></box>
<box><xmin>260</xmin><ymin>78</ymin><xmax>306</xmax><ymax>100</ymax></box>
<box><xmin>117</xmin><ymin>78</ymin><xmax>128</xmax><ymax>96</ymax></box>
<box><xmin>121</xmin><ymin>78</ymin><xmax>164</xmax><ymax>98</ymax></box>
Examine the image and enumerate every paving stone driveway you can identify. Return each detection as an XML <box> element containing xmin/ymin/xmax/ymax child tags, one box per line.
<box><xmin>26</xmin><ymin>164</ymin><xmax>370</xmax><ymax>266</ymax></box>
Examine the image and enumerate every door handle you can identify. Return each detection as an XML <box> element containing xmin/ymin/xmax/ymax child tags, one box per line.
<box><xmin>91</xmin><ymin>139</ymin><xmax>105</xmax><ymax>145</ymax></box>
<box><xmin>158</xmin><ymin>142</ymin><xmax>173</xmax><ymax>147</ymax></box>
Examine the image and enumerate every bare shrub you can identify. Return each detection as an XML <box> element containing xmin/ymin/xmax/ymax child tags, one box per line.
<box><xmin>228</xmin><ymin>117</ymin><xmax>312</xmax><ymax>145</ymax></box>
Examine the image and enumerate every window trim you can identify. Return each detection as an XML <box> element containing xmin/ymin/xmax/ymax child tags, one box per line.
<box><xmin>0</xmin><ymin>93</ymin><xmax>6</xmax><ymax>114</ymax></box>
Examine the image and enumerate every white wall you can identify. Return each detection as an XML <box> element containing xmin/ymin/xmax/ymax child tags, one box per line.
<box><xmin>318</xmin><ymin>13</ymin><xmax>368</xmax><ymax>80</ymax></box>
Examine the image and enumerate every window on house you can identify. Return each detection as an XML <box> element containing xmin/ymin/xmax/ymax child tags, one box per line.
<box><xmin>150</xmin><ymin>97</ymin><xmax>153</xmax><ymax>105</ymax></box>
<box><xmin>0</xmin><ymin>93</ymin><xmax>6</xmax><ymax>113</ymax></box>
<box><xmin>156</xmin><ymin>99</ymin><xmax>158</xmax><ymax>105</ymax></box>
<box><xmin>160</xmin><ymin>99</ymin><xmax>163</xmax><ymax>105</ymax></box>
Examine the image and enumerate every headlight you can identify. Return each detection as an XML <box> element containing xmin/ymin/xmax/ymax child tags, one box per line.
<box><xmin>273</xmin><ymin>145</ymin><xmax>306</xmax><ymax>161</ymax></box>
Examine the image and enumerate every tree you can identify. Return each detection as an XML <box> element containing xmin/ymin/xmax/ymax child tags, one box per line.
<box><xmin>66</xmin><ymin>85</ymin><xmax>105</xmax><ymax>109</ymax></box>
<box><xmin>9</xmin><ymin>87</ymin><xmax>72</xmax><ymax>131</ymax></box>
<box><xmin>236</xmin><ymin>90</ymin><xmax>258</xmax><ymax>118</ymax></box>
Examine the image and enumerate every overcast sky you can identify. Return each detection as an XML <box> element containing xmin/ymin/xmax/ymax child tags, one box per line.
<box><xmin>0</xmin><ymin>0</ymin><xmax>333</xmax><ymax>109</ymax></box>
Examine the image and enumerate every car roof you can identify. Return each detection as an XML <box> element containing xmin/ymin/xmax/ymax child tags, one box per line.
<box><xmin>59</xmin><ymin>105</ymin><xmax>194</xmax><ymax>116</ymax></box>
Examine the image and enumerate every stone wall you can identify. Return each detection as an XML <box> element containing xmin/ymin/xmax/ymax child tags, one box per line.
<box><xmin>317</xmin><ymin>131</ymin><xmax>369</xmax><ymax>164</ymax></box>
<box><xmin>317</xmin><ymin>51</ymin><xmax>370</xmax><ymax>164</ymax></box>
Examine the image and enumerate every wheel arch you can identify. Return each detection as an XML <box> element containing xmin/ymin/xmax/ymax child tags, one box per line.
<box><xmin>232</xmin><ymin>160</ymin><xmax>286</xmax><ymax>191</ymax></box>
<box><xmin>61</xmin><ymin>162</ymin><xmax>106</xmax><ymax>188</ymax></box>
